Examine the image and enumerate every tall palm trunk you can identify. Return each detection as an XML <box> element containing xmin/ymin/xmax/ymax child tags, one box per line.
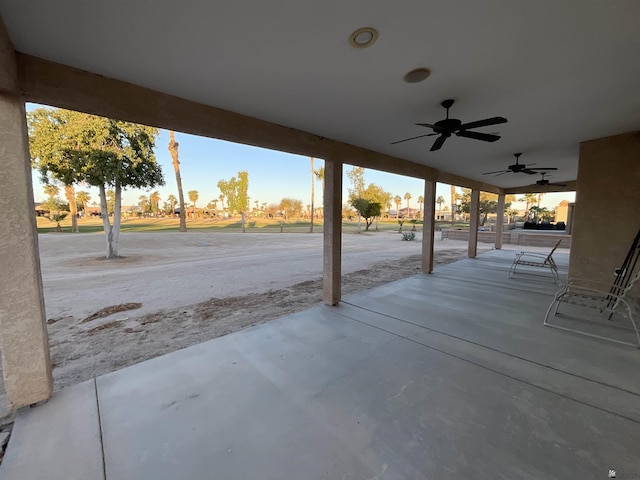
<box><xmin>309</xmin><ymin>157</ymin><xmax>315</xmax><ymax>233</ymax></box>
<box><xmin>64</xmin><ymin>185</ymin><xmax>78</xmax><ymax>233</ymax></box>
<box><xmin>168</xmin><ymin>131</ymin><xmax>187</xmax><ymax>232</ymax></box>
<box><xmin>451</xmin><ymin>185</ymin><xmax>456</xmax><ymax>225</ymax></box>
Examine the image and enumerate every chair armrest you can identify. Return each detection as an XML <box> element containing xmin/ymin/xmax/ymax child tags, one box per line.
<box><xmin>514</xmin><ymin>252</ymin><xmax>550</xmax><ymax>261</ymax></box>
<box><xmin>566</xmin><ymin>278</ymin><xmax>620</xmax><ymax>290</ymax></box>
<box><xmin>562</xmin><ymin>284</ymin><xmax>634</xmax><ymax>305</ymax></box>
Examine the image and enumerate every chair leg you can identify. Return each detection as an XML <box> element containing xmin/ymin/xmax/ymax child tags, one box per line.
<box><xmin>623</xmin><ymin>303</ymin><xmax>640</xmax><ymax>348</ymax></box>
<box><xmin>543</xmin><ymin>299</ymin><xmax>559</xmax><ymax>326</ymax></box>
<box><xmin>631</xmin><ymin>320</ymin><xmax>640</xmax><ymax>349</ymax></box>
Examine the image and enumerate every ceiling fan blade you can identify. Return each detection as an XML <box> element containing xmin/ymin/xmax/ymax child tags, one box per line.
<box><xmin>390</xmin><ymin>132</ymin><xmax>438</xmax><ymax>145</ymax></box>
<box><xmin>482</xmin><ymin>169</ymin><xmax>510</xmax><ymax>175</ymax></box>
<box><xmin>458</xmin><ymin>117</ymin><xmax>508</xmax><ymax>130</ymax></box>
<box><xmin>528</xmin><ymin>167</ymin><xmax>558</xmax><ymax>171</ymax></box>
<box><xmin>430</xmin><ymin>135</ymin><xmax>448</xmax><ymax>151</ymax></box>
<box><xmin>415</xmin><ymin>123</ymin><xmax>438</xmax><ymax>129</ymax></box>
<box><xmin>456</xmin><ymin>130</ymin><xmax>501</xmax><ymax>142</ymax></box>
<box><xmin>522</xmin><ymin>169</ymin><xmax>539</xmax><ymax>175</ymax></box>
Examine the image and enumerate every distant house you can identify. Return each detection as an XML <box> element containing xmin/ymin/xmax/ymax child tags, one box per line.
<box><xmin>34</xmin><ymin>202</ymin><xmax>49</xmax><ymax>217</ymax></box>
<box><xmin>398</xmin><ymin>207</ymin><xmax>419</xmax><ymax>219</ymax></box>
<box><xmin>84</xmin><ymin>206</ymin><xmax>101</xmax><ymax>217</ymax></box>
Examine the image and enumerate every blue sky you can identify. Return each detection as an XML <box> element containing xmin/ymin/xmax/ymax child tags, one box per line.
<box><xmin>29</xmin><ymin>106</ymin><xmax>574</xmax><ymax>211</ymax></box>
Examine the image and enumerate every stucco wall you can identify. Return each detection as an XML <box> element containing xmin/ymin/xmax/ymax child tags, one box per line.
<box><xmin>569</xmin><ymin>131</ymin><xmax>640</xmax><ymax>295</ymax></box>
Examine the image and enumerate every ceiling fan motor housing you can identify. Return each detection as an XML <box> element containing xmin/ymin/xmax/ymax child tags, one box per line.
<box><xmin>434</xmin><ymin>118</ymin><xmax>461</xmax><ymax>134</ymax></box>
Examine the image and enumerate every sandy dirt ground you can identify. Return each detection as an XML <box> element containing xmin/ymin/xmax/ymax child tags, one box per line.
<box><xmin>33</xmin><ymin>230</ymin><xmax>492</xmax><ymax>391</ymax></box>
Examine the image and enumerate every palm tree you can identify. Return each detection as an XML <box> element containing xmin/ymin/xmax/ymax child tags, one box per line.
<box><xmin>75</xmin><ymin>190</ymin><xmax>91</xmax><ymax>219</ymax></box>
<box><xmin>44</xmin><ymin>183</ymin><xmax>76</xmax><ymax>230</ymax></box>
<box><xmin>418</xmin><ymin>195</ymin><xmax>425</xmax><ymax>219</ymax></box>
<box><xmin>505</xmin><ymin>194</ymin><xmax>517</xmax><ymax>223</ymax></box>
<box><xmin>168</xmin><ymin>131</ymin><xmax>187</xmax><ymax>232</ymax></box>
<box><xmin>106</xmin><ymin>189</ymin><xmax>116</xmax><ymax>215</ymax></box>
<box><xmin>394</xmin><ymin>195</ymin><xmax>402</xmax><ymax>219</ymax></box>
<box><xmin>310</xmin><ymin>157</ymin><xmax>315</xmax><ymax>233</ymax></box>
<box><xmin>219</xmin><ymin>194</ymin><xmax>225</xmax><ymax>211</ymax></box>
<box><xmin>167</xmin><ymin>194</ymin><xmax>177</xmax><ymax>215</ymax></box>
<box><xmin>138</xmin><ymin>195</ymin><xmax>149</xmax><ymax>216</ymax></box>
<box><xmin>188</xmin><ymin>190</ymin><xmax>199</xmax><ymax>218</ymax></box>
<box><xmin>43</xmin><ymin>183</ymin><xmax>59</xmax><ymax>200</ymax></box>
<box><xmin>149</xmin><ymin>191</ymin><xmax>161</xmax><ymax>217</ymax></box>
<box><xmin>61</xmin><ymin>185</ymin><xmax>79</xmax><ymax>232</ymax></box>
<box><xmin>404</xmin><ymin>192</ymin><xmax>412</xmax><ymax>218</ymax></box>
<box><xmin>450</xmin><ymin>185</ymin><xmax>457</xmax><ymax>225</ymax></box>
<box><xmin>519</xmin><ymin>193</ymin><xmax>538</xmax><ymax>219</ymax></box>
<box><xmin>507</xmin><ymin>208</ymin><xmax>519</xmax><ymax>224</ymax></box>
<box><xmin>436</xmin><ymin>195</ymin><xmax>444</xmax><ymax>213</ymax></box>
<box><xmin>315</xmin><ymin>165</ymin><xmax>325</xmax><ymax>192</ymax></box>
<box><xmin>42</xmin><ymin>184</ymin><xmax>63</xmax><ymax>226</ymax></box>
<box><xmin>254</xmin><ymin>200</ymin><xmax>259</xmax><ymax>212</ymax></box>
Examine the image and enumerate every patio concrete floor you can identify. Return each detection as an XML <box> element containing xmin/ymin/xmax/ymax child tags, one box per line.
<box><xmin>1</xmin><ymin>249</ymin><xmax>639</xmax><ymax>479</ymax></box>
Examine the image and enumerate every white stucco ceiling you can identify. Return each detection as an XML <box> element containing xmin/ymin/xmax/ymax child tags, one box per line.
<box><xmin>2</xmin><ymin>0</ymin><xmax>639</xmax><ymax>188</ymax></box>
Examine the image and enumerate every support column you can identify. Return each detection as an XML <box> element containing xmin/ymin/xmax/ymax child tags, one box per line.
<box><xmin>421</xmin><ymin>179</ymin><xmax>436</xmax><ymax>273</ymax></box>
<box><xmin>468</xmin><ymin>189</ymin><xmax>480</xmax><ymax>258</ymax></box>
<box><xmin>323</xmin><ymin>158</ymin><xmax>343</xmax><ymax>305</ymax></box>
<box><xmin>0</xmin><ymin>95</ymin><xmax>53</xmax><ymax>407</ymax></box>
<box><xmin>495</xmin><ymin>193</ymin><xmax>505</xmax><ymax>250</ymax></box>
<box><xmin>566</xmin><ymin>203</ymin><xmax>575</xmax><ymax>235</ymax></box>
<box><xmin>0</xmin><ymin>17</ymin><xmax>52</xmax><ymax>408</ymax></box>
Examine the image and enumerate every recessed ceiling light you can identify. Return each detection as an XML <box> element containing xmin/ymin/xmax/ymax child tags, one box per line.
<box><xmin>349</xmin><ymin>27</ymin><xmax>378</xmax><ymax>48</ymax></box>
<box><xmin>403</xmin><ymin>67</ymin><xmax>432</xmax><ymax>83</ymax></box>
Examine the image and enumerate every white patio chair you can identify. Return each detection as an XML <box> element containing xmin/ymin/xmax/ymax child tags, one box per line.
<box><xmin>508</xmin><ymin>239</ymin><xmax>563</xmax><ymax>283</ymax></box>
<box><xmin>543</xmin><ymin>269</ymin><xmax>640</xmax><ymax>348</ymax></box>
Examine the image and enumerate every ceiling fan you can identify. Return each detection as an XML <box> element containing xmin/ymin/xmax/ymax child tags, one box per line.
<box><xmin>536</xmin><ymin>172</ymin><xmax>567</xmax><ymax>186</ymax></box>
<box><xmin>482</xmin><ymin>153</ymin><xmax>558</xmax><ymax>176</ymax></box>
<box><xmin>391</xmin><ymin>99</ymin><xmax>508</xmax><ymax>152</ymax></box>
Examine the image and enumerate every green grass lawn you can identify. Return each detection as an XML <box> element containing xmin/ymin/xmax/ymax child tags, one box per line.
<box><xmin>36</xmin><ymin>216</ymin><xmax>463</xmax><ymax>234</ymax></box>
<box><xmin>37</xmin><ymin>216</ymin><xmax>311</xmax><ymax>234</ymax></box>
